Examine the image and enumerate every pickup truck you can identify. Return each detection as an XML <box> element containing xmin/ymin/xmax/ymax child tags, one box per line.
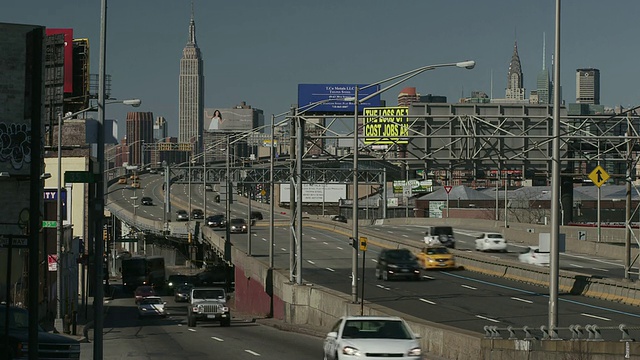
<box><xmin>187</xmin><ymin>287</ymin><xmax>231</xmax><ymax>327</ymax></box>
<box><xmin>0</xmin><ymin>306</ymin><xmax>81</xmax><ymax>359</ymax></box>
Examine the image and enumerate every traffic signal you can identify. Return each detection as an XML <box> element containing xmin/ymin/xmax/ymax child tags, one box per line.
<box><xmin>103</xmin><ymin>228</ymin><xmax>108</xmax><ymax>241</ymax></box>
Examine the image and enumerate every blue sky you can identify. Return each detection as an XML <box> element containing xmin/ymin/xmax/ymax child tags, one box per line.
<box><xmin>3</xmin><ymin>1</ymin><xmax>640</xmax><ymax>139</ymax></box>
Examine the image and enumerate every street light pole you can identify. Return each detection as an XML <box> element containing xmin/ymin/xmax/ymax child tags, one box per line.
<box><xmin>349</xmin><ymin>60</ymin><xmax>475</xmax><ymax>304</ymax></box>
<box><xmin>94</xmin><ymin>0</ymin><xmax>107</xmax><ymax>357</ymax></box>
<box><xmin>549</xmin><ymin>0</ymin><xmax>562</xmax><ymax>334</ymax></box>
<box><xmin>55</xmin><ymin>113</ymin><xmax>64</xmax><ymax>333</ymax></box>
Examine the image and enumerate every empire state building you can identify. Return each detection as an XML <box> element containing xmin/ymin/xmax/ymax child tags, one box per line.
<box><xmin>178</xmin><ymin>6</ymin><xmax>204</xmax><ymax>152</ymax></box>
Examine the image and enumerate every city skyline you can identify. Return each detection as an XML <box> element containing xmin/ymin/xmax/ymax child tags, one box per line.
<box><xmin>3</xmin><ymin>1</ymin><xmax>640</xmax><ymax>139</ymax></box>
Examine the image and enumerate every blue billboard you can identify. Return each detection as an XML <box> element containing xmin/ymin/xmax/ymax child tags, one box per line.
<box><xmin>297</xmin><ymin>84</ymin><xmax>382</xmax><ymax>114</ymax></box>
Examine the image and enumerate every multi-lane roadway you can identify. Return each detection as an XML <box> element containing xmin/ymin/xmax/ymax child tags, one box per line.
<box><xmin>107</xmin><ymin>173</ymin><xmax>640</xmax><ymax>340</ymax></box>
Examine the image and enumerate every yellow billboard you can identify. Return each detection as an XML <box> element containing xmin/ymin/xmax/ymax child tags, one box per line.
<box><xmin>362</xmin><ymin>106</ymin><xmax>409</xmax><ymax>144</ymax></box>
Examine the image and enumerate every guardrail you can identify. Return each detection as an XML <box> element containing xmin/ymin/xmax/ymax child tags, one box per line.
<box><xmin>484</xmin><ymin>324</ymin><xmax>637</xmax><ymax>342</ymax></box>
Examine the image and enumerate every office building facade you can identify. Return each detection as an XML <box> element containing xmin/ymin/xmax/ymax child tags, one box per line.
<box><xmin>126</xmin><ymin>111</ymin><xmax>154</xmax><ymax>166</ymax></box>
<box><xmin>576</xmin><ymin>68</ymin><xmax>600</xmax><ymax>105</ymax></box>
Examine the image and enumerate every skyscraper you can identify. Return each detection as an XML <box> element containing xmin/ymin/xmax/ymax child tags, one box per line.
<box><xmin>126</xmin><ymin>111</ymin><xmax>154</xmax><ymax>166</ymax></box>
<box><xmin>505</xmin><ymin>41</ymin><xmax>525</xmax><ymax>101</ymax></box>
<box><xmin>178</xmin><ymin>4</ymin><xmax>204</xmax><ymax>152</ymax></box>
<box><xmin>576</xmin><ymin>68</ymin><xmax>600</xmax><ymax>105</ymax></box>
<box><xmin>535</xmin><ymin>34</ymin><xmax>551</xmax><ymax>105</ymax></box>
<box><xmin>154</xmin><ymin>116</ymin><xmax>168</xmax><ymax>141</ymax></box>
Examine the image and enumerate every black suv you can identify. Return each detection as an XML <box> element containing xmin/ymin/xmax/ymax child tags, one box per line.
<box><xmin>141</xmin><ymin>196</ymin><xmax>153</xmax><ymax>206</ymax></box>
<box><xmin>191</xmin><ymin>209</ymin><xmax>204</xmax><ymax>219</ymax></box>
<box><xmin>375</xmin><ymin>248</ymin><xmax>421</xmax><ymax>281</ymax></box>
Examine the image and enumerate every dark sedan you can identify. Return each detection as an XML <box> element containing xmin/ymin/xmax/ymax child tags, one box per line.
<box><xmin>206</xmin><ymin>214</ymin><xmax>226</xmax><ymax>228</ymax></box>
<box><xmin>229</xmin><ymin>218</ymin><xmax>248</xmax><ymax>233</ymax></box>
<box><xmin>176</xmin><ymin>210</ymin><xmax>189</xmax><ymax>221</ymax></box>
<box><xmin>332</xmin><ymin>215</ymin><xmax>348</xmax><ymax>223</ymax></box>
<box><xmin>191</xmin><ymin>208</ymin><xmax>204</xmax><ymax>219</ymax></box>
<box><xmin>375</xmin><ymin>248</ymin><xmax>421</xmax><ymax>281</ymax></box>
<box><xmin>174</xmin><ymin>284</ymin><xmax>194</xmax><ymax>302</ymax></box>
<box><xmin>141</xmin><ymin>196</ymin><xmax>153</xmax><ymax>206</ymax></box>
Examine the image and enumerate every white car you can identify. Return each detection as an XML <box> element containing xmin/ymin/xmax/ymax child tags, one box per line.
<box><xmin>475</xmin><ymin>232</ymin><xmax>508</xmax><ymax>252</ymax></box>
<box><xmin>323</xmin><ymin>316</ymin><xmax>421</xmax><ymax>360</ymax></box>
<box><xmin>137</xmin><ymin>296</ymin><xmax>167</xmax><ymax>318</ymax></box>
<box><xmin>518</xmin><ymin>246</ymin><xmax>550</xmax><ymax>266</ymax></box>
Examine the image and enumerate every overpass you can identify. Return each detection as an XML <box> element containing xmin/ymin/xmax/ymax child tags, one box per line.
<box><xmin>106</xmin><ymin>174</ymin><xmax>640</xmax><ymax>359</ymax></box>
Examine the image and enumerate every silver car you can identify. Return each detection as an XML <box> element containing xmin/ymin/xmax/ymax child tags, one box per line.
<box><xmin>323</xmin><ymin>316</ymin><xmax>421</xmax><ymax>360</ymax></box>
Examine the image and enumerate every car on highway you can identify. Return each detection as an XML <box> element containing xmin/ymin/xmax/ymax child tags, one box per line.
<box><xmin>250</xmin><ymin>211</ymin><xmax>263</xmax><ymax>220</ymax></box>
<box><xmin>518</xmin><ymin>246</ymin><xmax>550</xmax><ymax>266</ymax></box>
<box><xmin>131</xmin><ymin>180</ymin><xmax>141</xmax><ymax>189</ymax></box>
<box><xmin>323</xmin><ymin>315</ymin><xmax>422</xmax><ymax>360</ymax></box>
<box><xmin>117</xmin><ymin>176</ymin><xmax>128</xmax><ymax>184</ymax></box>
<box><xmin>417</xmin><ymin>245</ymin><xmax>456</xmax><ymax>270</ymax></box>
<box><xmin>174</xmin><ymin>283</ymin><xmax>194</xmax><ymax>302</ymax></box>
<box><xmin>167</xmin><ymin>274</ymin><xmax>192</xmax><ymax>293</ymax></box>
<box><xmin>206</xmin><ymin>214</ymin><xmax>226</xmax><ymax>228</ymax></box>
<box><xmin>141</xmin><ymin>196</ymin><xmax>153</xmax><ymax>206</ymax></box>
<box><xmin>205</xmin><ymin>184</ymin><xmax>213</xmax><ymax>192</ymax></box>
<box><xmin>134</xmin><ymin>285</ymin><xmax>156</xmax><ymax>304</ymax></box>
<box><xmin>375</xmin><ymin>248</ymin><xmax>421</xmax><ymax>281</ymax></box>
<box><xmin>475</xmin><ymin>232</ymin><xmax>508</xmax><ymax>252</ymax></box>
<box><xmin>130</xmin><ymin>174</ymin><xmax>139</xmax><ymax>181</ymax></box>
<box><xmin>331</xmin><ymin>215</ymin><xmax>348</xmax><ymax>223</ymax></box>
<box><xmin>191</xmin><ymin>208</ymin><xmax>204</xmax><ymax>219</ymax></box>
<box><xmin>229</xmin><ymin>218</ymin><xmax>248</xmax><ymax>233</ymax></box>
<box><xmin>176</xmin><ymin>210</ymin><xmax>189</xmax><ymax>221</ymax></box>
<box><xmin>137</xmin><ymin>296</ymin><xmax>167</xmax><ymax>318</ymax></box>
<box><xmin>424</xmin><ymin>226</ymin><xmax>456</xmax><ymax>248</ymax></box>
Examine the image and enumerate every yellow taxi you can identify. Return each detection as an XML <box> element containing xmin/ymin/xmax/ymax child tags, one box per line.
<box><xmin>118</xmin><ymin>176</ymin><xmax>128</xmax><ymax>184</ymax></box>
<box><xmin>131</xmin><ymin>180</ymin><xmax>141</xmax><ymax>189</ymax></box>
<box><xmin>417</xmin><ymin>246</ymin><xmax>456</xmax><ymax>270</ymax></box>
<box><xmin>130</xmin><ymin>174</ymin><xmax>140</xmax><ymax>181</ymax></box>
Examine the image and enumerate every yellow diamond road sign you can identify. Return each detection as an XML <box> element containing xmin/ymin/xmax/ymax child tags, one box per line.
<box><xmin>589</xmin><ymin>165</ymin><xmax>609</xmax><ymax>187</ymax></box>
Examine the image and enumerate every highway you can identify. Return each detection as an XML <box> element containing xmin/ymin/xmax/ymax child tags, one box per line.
<box><xmin>107</xmin><ymin>173</ymin><xmax>640</xmax><ymax>339</ymax></box>
<box><xmin>79</xmin><ymin>287</ymin><xmax>322</xmax><ymax>359</ymax></box>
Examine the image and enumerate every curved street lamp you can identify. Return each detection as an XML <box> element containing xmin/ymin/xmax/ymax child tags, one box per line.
<box><xmin>349</xmin><ymin>60</ymin><xmax>475</xmax><ymax>306</ymax></box>
<box><xmin>54</xmin><ymin>98</ymin><xmax>141</xmax><ymax>334</ymax></box>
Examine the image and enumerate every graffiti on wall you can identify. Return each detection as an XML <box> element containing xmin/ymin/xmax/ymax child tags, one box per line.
<box><xmin>0</xmin><ymin>123</ymin><xmax>31</xmax><ymax>170</ymax></box>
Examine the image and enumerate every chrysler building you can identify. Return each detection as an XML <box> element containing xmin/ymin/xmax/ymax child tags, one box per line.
<box><xmin>505</xmin><ymin>41</ymin><xmax>525</xmax><ymax>101</ymax></box>
<box><xmin>178</xmin><ymin>4</ymin><xmax>205</xmax><ymax>152</ymax></box>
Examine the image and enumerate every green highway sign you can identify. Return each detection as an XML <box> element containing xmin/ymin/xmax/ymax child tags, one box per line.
<box><xmin>64</xmin><ymin>171</ymin><xmax>97</xmax><ymax>183</ymax></box>
<box><xmin>42</xmin><ymin>220</ymin><xmax>57</xmax><ymax>228</ymax></box>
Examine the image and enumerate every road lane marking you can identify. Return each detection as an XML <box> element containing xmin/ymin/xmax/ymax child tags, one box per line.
<box><xmin>326</xmin><ymin>268</ymin><xmax>335</xmax><ymax>272</ymax></box>
<box><xmin>280</xmin><ymin>248</ymin><xmax>286</xmax><ymax>251</ymax></box>
<box><xmin>581</xmin><ymin>313</ymin><xmax>611</xmax><ymax>321</ymax></box>
<box><xmin>419</xmin><ymin>298</ymin><xmax>436</xmax><ymax>305</ymax></box>
<box><xmin>336</xmin><ymin>246</ymin><xmax>343</xmax><ymax>250</ymax></box>
<box><xmin>402</xmin><ymin>234</ymin><xmax>409</xmax><ymax>238</ymax></box>
<box><xmin>261</xmin><ymin>238</ymin><xmax>266</xmax><ymax>241</ymax></box>
<box><xmin>461</xmin><ymin>285</ymin><xmax>477</xmax><ymax>290</ymax></box>
<box><xmin>188</xmin><ymin>328</ymin><xmax>196</xmax><ymax>332</ymax></box>
<box><xmin>307</xmin><ymin>260</ymin><xmax>315</xmax><ymax>265</ymax></box>
<box><xmin>323</xmin><ymin>242</ymin><xmax>329</xmax><ymax>245</ymax></box>
<box><xmin>476</xmin><ymin>315</ymin><xmax>500</xmax><ymax>323</ymax></box>
<box><xmin>570</xmin><ymin>263</ymin><xmax>584</xmax><ymax>268</ymax></box>
<box><xmin>511</xmin><ymin>297</ymin><xmax>533</xmax><ymax>304</ymax></box>
<box><xmin>245</xmin><ymin>350</ymin><xmax>261</xmax><ymax>356</ymax></box>
<box><xmin>311</xmin><ymin>236</ymin><xmax>317</xmax><ymax>240</ymax></box>
<box><xmin>376</xmin><ymin>284</ymin><xmax>391</xmax><ymax>290</ymax></box>
<box><xmin>211</xmin><ymin>337</ymin><xmax>224</xmax><ymax>342</ymax></box>
<box><xmin>592</xmin><ymin>267</ymin><xmax>609</xmax><ymax>272</ymax></box>
<box><xmin>422</xmin><ymin>275</ymin><xmax>434</xmax><ymax>280</ymax></box>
